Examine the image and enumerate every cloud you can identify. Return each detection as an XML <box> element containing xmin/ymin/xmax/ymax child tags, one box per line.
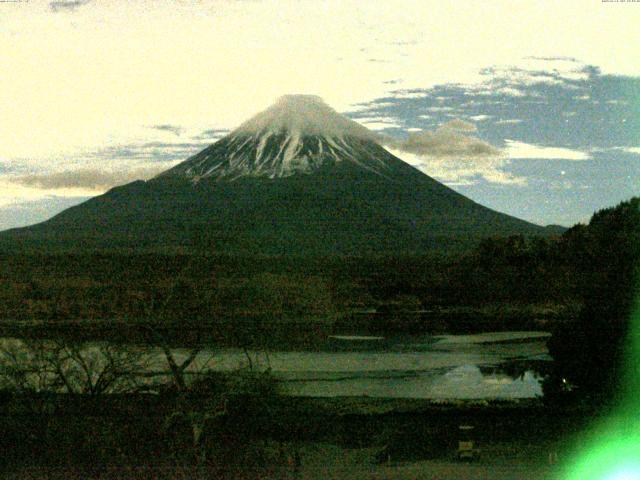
<box><xmin>504</xmin><ymin>140</ymin><xmax>591</xmax><ymax>160</ymax></box>
<box><xmin>384</xmin><ymin>119</ymin><xmax>499</xmax><ymax>158</ymax></box>
<box><xmin>49</xmin><ymin>0</ymin><xmax>92</xmax><ymax>12</ymax></box>
<box><xmin>469</xmin><ymin>114</ymin><xmax>491</xmax><ymax>122</ymax></box>
<box><xmin>147</xmin><ymin>124</ymin><xmax>183</xmax><ymax>136</ymax></box>
<box><xmin>355</xmin><ymin>116</ymin><xmax>402</xmax><ymax>131</ymax></box>
<box><xmin>606</xmin><ymin>99</ymin><xmax>628</xmax><ymax>105</ymax></box>
<box><xmin>479</xmin><ymin>59</ymin><xmax>592</xmax><ymax>87</ymax></box>
<box><xmin>192</xmin><ymin>128</ymin><xmax>230</xmax><ymax>140</ymax></box>
<box><xmin>441</xmin><ymin>118</ymin><xmax>478</xmax><ymax>133</ymax></box>
<box><xmin>0</xmin><ymin>179</ymin><xmax>98</xmax><ymax>209</ymax></box>
<box><xmin>426</xmin><ymin>106</ymin><xmax>455</xmax><ymax>112</ymax></box>
<box><xmin>0</xmin><ymin>197</ymin><xmax>90</xmax><ymax>232</ymax></box>
<box><xmin>0</xmin><ymin>135</ymin><xmax>213</xmax><ymax>206</ymax></box>
<box><xmin>388</xmin><ymin>146</ymin><xmax>525</xmax><ymax>186</ymax></box>
<box><xmin>437</xmin><ymin>58</ymin><xmax>597</xmax><ymax>102</ymax></box>
<box><xmin>381</xmin><ymin>119</ymin><xmax>523</xmax><ymax>185</ymax></box>
<box><xmin>11</xmin><ymin>166</ymin><xmax>167</xmax><ymax>191</ymax></box>
<box><xmin>495</xmin><ymin>119</ymin><xmax>523</xmax><ymax>125</ymax></box>
<box><xmin>386</xmin><ymin>90</ymin><xmax>429</xmax><ymax>99</ymax></box>
<box><xmin>82</xmin><ymin>141</ymin><xmax>212</xmax><ymax>164</ymax></box>
<box><xmin>611</xmin><ymin>146</ymin><xmax>640</xmax><ymax>155</ymax></box>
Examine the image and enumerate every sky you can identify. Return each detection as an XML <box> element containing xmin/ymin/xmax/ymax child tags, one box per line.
<box><xmin>1</xmin><ymin>0</ymin><xmax>639</xmax><ymax>230</ymax></box>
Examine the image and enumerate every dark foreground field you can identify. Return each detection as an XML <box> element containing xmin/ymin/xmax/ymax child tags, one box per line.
<box><xmin>0</xmin><ymin>450</ymin><xmax>560</xmax><ymax>480</ymax></box>
<box><xmin>0</xmin><ymin>393</ymin><xmax>592</xmax><ymax>480</ymax></box>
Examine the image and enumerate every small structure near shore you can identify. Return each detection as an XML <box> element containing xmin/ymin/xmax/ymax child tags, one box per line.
<box><xmin>457</xmin><ymin>425</ymin><xmax>479</xmax><ymax>461</ymax></box>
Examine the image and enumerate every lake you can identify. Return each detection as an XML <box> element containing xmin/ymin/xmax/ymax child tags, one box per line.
<box><xmin>159</xmin><ymin>330</ymin><xmax>551</xmax><ymax>400</ymax></box>
<box><xmin>0</xmin><ymin>331</ymin><xmax>551</xmax><ymax>400</ymax></box>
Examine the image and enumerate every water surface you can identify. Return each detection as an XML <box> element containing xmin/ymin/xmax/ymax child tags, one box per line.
<box><xmin>0</xmin><ymin>331</ymin><xmax>550</xmax><ymax>400</ymax></box>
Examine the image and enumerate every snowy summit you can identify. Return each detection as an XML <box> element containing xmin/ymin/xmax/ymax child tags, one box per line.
<box><xmin>235</xmin><ymin>94</ymin><xmax>374</xmax><ymax>139</ymax></box>
<box><xmin>159</xmin><ymin>95</ymin><xmax>390</xmax><ymax>181</ymax></box>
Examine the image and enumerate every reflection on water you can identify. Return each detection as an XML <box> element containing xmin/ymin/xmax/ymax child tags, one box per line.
<box><xmin>275</xmin><ymin>332</ymin><xmax>549</xmax><ymax>399</ymax></box>
<box><xmin>0</xmin><ymin>331</ymin><xmax>550</xmax><ymax>400</ymax></box>
<box><xmin>283</xmin><ymin>364</ymin><xmax>543</xmax><ymax>399</ymax></box>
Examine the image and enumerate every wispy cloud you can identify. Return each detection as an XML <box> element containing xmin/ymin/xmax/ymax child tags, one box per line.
<box><xmin>495</xmin><ymin>119</ymin><xmax>523</xmax><ymax>125</ymax></box>
<box><xmin>355</xmin><ymin>117</ymin><xmax>402</xmax><ymax>131</ymax></box>
<box><xmin>611</xmin><ymin>146</ymin><xmax>640</xmax><ymax>155</ymax></box>
<box><xmin>0</xmin><ymin>131</ymin><xmax>218</xmax><ymax>199</ymax></box>
<box><xmin>504</xmin><ymin>140</ymin><xmax>591</xmax><ymax>160</ymax></box>
<box><xmin>469</xmin><ymin>114</ymin><xmax>491</xmax><ymax>122</ymax></box>
<box><xmin>11</xmin><ymin>166</ymin><xmax>166</xmax><ymax>191</ymax></box>
<box><xmin>191</xmin><ymin>128</ymin><xmax>230</xmax><ymax>141</ymax></box>
<box><xmin>49</xmin><ymin>0</ymin><xmax>92</xmax><ymax>12</ymax></box>
<box><xmin>85</xmin><ymin>141</ymin><xmax>212</xmax><ymax>163</ymax></box>
<box><xmin>0</xmin><ymin>197</ymin><xmax>90</xmax><ymax>231</ymax></box>
<box><xmin>147</xmin><ymin>124</ymin><xmax>183</xmax><ymax>136</ymax></box>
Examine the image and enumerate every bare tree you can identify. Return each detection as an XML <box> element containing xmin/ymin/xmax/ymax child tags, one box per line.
<box><xmin>52</xmin><ymin>341</ymin><xmax>148</xmax><ymax>395</ymax></box>
<box><xmin>138</xmin><ymin>258</ymin><xmax>218</xmax><ymax>392</ymax></box>
<box><xmin>0</xmin><ymin>339</ymin><xmax>148</xmax><ymax>396</ymax></box>
<box><xmin>0</xmin><ymin>339</ymin><xmax>56</xmax><ymax>395</ymax></box>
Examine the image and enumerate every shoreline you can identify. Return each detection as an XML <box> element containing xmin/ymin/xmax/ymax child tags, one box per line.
<box><xmin>0</xmin><ymin>304</ymin><xmax>574</xmax><ymax>348</ymax></box>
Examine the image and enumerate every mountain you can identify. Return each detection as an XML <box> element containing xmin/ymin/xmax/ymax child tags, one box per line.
<box><xmin>0</xmin><ymin>95</ymin><xmax>561</xmax><ymax>255</ymax></box>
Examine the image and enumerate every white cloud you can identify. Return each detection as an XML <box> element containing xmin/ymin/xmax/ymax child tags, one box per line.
<box><xmin>496</xmin><ymin>57</ymin><xmax>592</xmax><ymax>84</ymax></box>
<box><xmin>0</xmin><ymin>165</ymin><xmax>169</xmax><ymax>209</ymax></box>
<box><xmin>49</xmin><ymin>0</ymin><xmax>92</xmax><ymax>13</ymax></box>
<box><xmin>383</xmin><ymin>120</ymin><xmax>524</xmax><ymax>186</ymax></box>
<box><xmin>0</xmin><ymin>197</ymin><xmax>90</xmax><ymax>231</ymax></box>
<box><xmin>357</xmin><ymin>120</ymin><xmax>402</xmax><ymax>131</ymax></box>
<box><xmin>355</xmin><ymin>117</ymin><xmax>401</xmax><ymax>130</ymax></box>
<box><xmin>497</xmin><ymin>87</ymin><xmax>527</xmax><ymax>97</ymax></box>
<box><xmin>388</xmin><ymin>147</ymin><xmax>525</xmax><ymax>186</ymax></box>
<box><xmin>360</xmin><ymin>122</ymin><xmax>400</xmax><ymax>131</ymax></box>
<box><xmin>485</xmin><ymin>67</ymin><xmax>562</xmax><ymax>86</ymax></box>
<box><xmin>504</xmin><ymin>140</ymin><xmax>591</xmax><ymax>160</ymax></box>
<box><xmin>387</xmin><ymin>90</ymin><xmax>429</xmax><ymax>99</ymax></box>
<box><xmin>495</xmin><ymin>119</ymin><xmax>523</xmax><ymax>125</ymax></box>
<box><xmin>385</xmin><ymin>119</ymin><xmax>496</xmax><ymax>157</ymax></box>
<box><xmin>0</xmin><ymin>179</ymin><xmax>98</xmax><ymax>208</ymax></box>
<box><xmin>426</xmin><ymin>106</ymin><xmax>455</xmax><ymax>112</ymax></box>
<box><xmin>11</xmin><ymin>166</ymin><xmax>168</xmax><ymax>191</ymax></box>
<box><xmin>611</xmin><ymin>146</ymin><xmax>640</xmax><ymax>155</ymax></box>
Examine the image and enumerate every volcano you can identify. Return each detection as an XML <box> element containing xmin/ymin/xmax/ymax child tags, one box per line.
<box><xmin>0</xmin><ymin>95</ymin><xmax>560</xmax><ymax>255</ymax></box>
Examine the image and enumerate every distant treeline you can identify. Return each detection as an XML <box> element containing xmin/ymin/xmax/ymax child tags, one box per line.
<box><xmin>0</xmin><ymin>240</ymin><xmax>580</xmax><ymax>324</ymax></box>
<box><xmin>0</xmin><ymin>201</ymin><xmax>636</xmax><ymax>324</ymax></box>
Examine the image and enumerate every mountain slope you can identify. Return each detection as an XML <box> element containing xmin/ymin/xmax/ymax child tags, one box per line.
<box><xmin>0</xmin><ymin>95</ymin><xmax>560</xmax><ymax>255</ymax></box>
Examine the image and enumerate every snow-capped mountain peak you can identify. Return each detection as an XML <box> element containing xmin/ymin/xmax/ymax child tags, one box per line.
<box><xmin>159</xmin><ymin>95</ymin><xmax>393</xmax><ymax>181</ymax></box>
<box><xmin>235</xmin><ymin>94</ymin><xmax>374</xmax><ymax>139</ymax></box>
